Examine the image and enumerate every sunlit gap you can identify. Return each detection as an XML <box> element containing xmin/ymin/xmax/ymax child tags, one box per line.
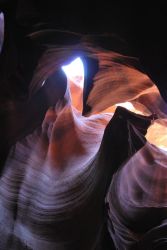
<box><xmin>116</xmin><ymin>103</ymin><xmax>167</xmax><ymax>152</ymax></box>
<box><xmin>61</xmin><ymin>57</ymin><xmax>84</xmax><ymax>89</ymax></box>
<box><xmin>61</xmin><ymin>58</ymin><xmax>167</xmax><ymax>152</ymax></box>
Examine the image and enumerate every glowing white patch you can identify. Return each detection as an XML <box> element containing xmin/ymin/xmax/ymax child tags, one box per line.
<box><xmin>62</xmin><ymin>57</ymin><xmax>84</xmax><ymax>88</ymax></box>
<box><xmin>41</xmin><ymin>80</ymin><xmax>45</xmax><ymax>86</ymax></box>
<box><xmin>159</xmin><ymin>146</ymin><xmax>167</xmax><ymax>152</ymax></box>
<box><xmin>116</xmin><ymin>102</ymin><xmax>135</xmax><ymax>111</ymax></box>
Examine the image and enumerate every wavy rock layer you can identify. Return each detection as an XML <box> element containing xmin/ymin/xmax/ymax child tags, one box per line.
<box><xmin>0</xmin><ymin>41</ymin><xmax>167</xmax><ymax>250</ymax></box>
<box><xmin>0</xmin><ymin>103</ymin><xmax>154</xmax><ymax>250</ymax></box>
<box><xmin>107</xmin><ymin>143</ymin><xmax>167</xmax><ymax>249</ymax></box>
<box><xmin>0</xmin><ymin>102</ymin><xmax>112</xmax><ymax>250</ymax></box>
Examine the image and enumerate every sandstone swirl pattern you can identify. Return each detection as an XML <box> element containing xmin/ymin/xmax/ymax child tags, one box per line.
<box><xmin>0</xmin><ymin>41</ymin><xmax>167</xmax><ymax>249</ymax></box>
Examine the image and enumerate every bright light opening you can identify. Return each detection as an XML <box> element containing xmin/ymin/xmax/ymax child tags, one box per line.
<box><xmin>116</xmin><ymin>102</ymin><xmax>135</xmax><ymax>111</ymax></box>
<box><xmin>61</xmin><ymin>57</ymin><xmax>84</xmax><ymax>89</ymax></box>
